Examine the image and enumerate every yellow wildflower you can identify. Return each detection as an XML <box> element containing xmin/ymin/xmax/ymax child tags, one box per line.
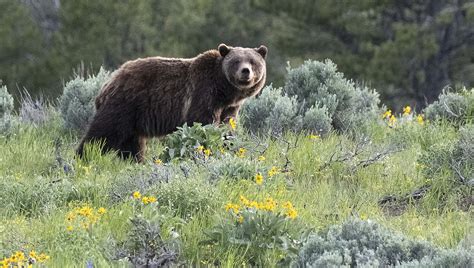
<box><xmin>249</xmin><ymin>201</ymin><xmax>259</xmax><ymax>209</ymax></box>
<box><xmin>263</xmin><ymin>197</ymin><xmax>277</xmax><ymax>211</ymax></box>
<box><xmin>240</xmin><ymin>195</ymin><xmax>250</xmax><ymax>206</ymax></box>
<box><xmin>15</xmin><ymin>251</ymin><xmax>25</xmax><ymax>262</ymax></box>
<box><xmin>204</xmin><ymin>148</ymin><xmax>212</xmax><ymax>157</ymax></box>
<box><xmin>1</xmin><ymin>258</ymin><xmax>11</xmax><ymax>267</ymax></box>
<box><xmin>255</xmin><ymin>173</ymin><xmax>264</xmax><ymax>185</ymax></box>
<box><xmin>29</xmin><ymin>250</ymin><xmax>37</xmax><ymax>259</ymax></box>
<box><xmin>225</xmin><ymin>203</ymin><xmax>233</xmax><ymax>212</ymax></box>
<box><xmin>237</xmin><ymin>148</ymin><xmax>246</xmax><ymax>158</ymax></box>
<box><xmin>98</xmin><ymin>207</ymin><xmax>107</xmax><ymax>214</ymax></box>
<box><xmin>282</xmin><ymin>201</ymin><xmax>294</xmax><ymax>209</ymax></box>
<box><xmin>388</xmin><ymin>115</ymin><xmax>397</xmax><ymax>127</ymax></box>
<box><xmin>66</xmin><ymin>225</ymin><xmax>74</xmax><ymax>232</ymax></box>
<box><xmin>229</xmin><ymin>117</ymin><xmax>236</xmax><ymax>130</ymax></box>
<box><xmin>237</xmin><ymin>215</ymin><xmax>244</xmax><ymax>224</ymax></box>
<box><xmin>225</xmin><ymin>203</ymin><xmax>240</xmax><ymax>213</ymax></box>
<box><xmin>154</xmin><ymin>159</ymin><xmax>163</xmax><ymax>165</ymax></box>
<box><xmin>257</xmin><ymin>155</ymin><xmax>266</xmax><ymax>161</ymax></box>
<box><xmin>268</xmin><ymin>166</ymin><xmax>280</xmax><ymax>177</ymax></box>
<box><xmin>133</xmin><ymin>191</ymin><xmax>142</xmax><ymax>199</ymax></box>
<box><xmin>66</xmin><ymin>211</ymin><xmax>76</xmax><ymax>222</ymax></box>
<box><xmin>416</xmin><ymin>114</ymin><xmax>424</xmax><ymax>125</ymax></box>
<box><xmin>142</xmin><ymin>196</ymin><xmax>150</xmax><ymax>204</ymax></box>
<box><xmin>309</xmin><ymin>134</ymin><xmax>320</xmax><ymax>140</ymax></box>
<box><xmin>37</xmin><ymin>253</ymin><xmax>50</xmax><ymax>263</ymax></box>
<box><xmin>147</xmin><ymin>196</ymin><xmax>157</xmax><ymax>203</ymax></box>
<box><xmin>77</xmin><ymin>206</ymin><xmax>93</xmax><ymax>217</ymax></box>
<box><xmin>403</xmin><ymin>105</ymin><xmax>411</xmax><ymax>116</ymax></box>
<box><xmin>196</xmin><ymin>145</ymin><xmax>204</xmax><ymax>153</ymax></box>
<box><xmin>286</xmin><ymin>208</ymin><xmax>298</xmax><ymax>219</ymax></box>
<box><xmin>382</xmin><ymin>109</ymin><xmax>392</xmax><ymax>119</ymax></box>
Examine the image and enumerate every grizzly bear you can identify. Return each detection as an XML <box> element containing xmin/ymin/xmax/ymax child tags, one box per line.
<box><xmin>77</xmin><ymin>44</ymin><xmax>267</xmax><ymax>162</ymax></box>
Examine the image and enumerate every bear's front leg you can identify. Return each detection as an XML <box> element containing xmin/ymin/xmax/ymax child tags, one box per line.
<box><xmin>220</xmin><ymin>105</ymin><xmax>240</xmax><ymax>124</ymax></box>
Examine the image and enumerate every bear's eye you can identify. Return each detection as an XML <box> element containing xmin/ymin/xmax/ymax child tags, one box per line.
<box><xmin>234</xmin><ymin>60</ymin><xmax>241</xmax><ymax>65</ymax></box>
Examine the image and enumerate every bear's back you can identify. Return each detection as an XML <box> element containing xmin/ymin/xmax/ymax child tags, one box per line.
<box><xmin>95</xmin><ymin>57</ymin><xmax>193</xmax><ymax>110</ymax></box>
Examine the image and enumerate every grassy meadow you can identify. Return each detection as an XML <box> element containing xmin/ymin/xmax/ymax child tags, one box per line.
<box><xmin>0</xmin><ymin>107</ymin><xmax>472</xmax><ymax>266</ymax></box>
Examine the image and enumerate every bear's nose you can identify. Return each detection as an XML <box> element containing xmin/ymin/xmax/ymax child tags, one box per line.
<box><xmin>241</xmin><ymin>68</ymin><xmax>250</xmax><ymax>75</ymax></box>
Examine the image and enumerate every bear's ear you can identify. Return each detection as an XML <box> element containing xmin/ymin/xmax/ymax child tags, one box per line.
<box><xmin>218</xmin><ymin>44</ymin><xmax>231</xmax><ymax>57</ymax></box>
<box><xmin>256</xmin><ymin>45</ymin><xmax>268</xmax><ymax>59</ymax></box>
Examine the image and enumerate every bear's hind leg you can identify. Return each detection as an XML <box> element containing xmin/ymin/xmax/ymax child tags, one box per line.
<box><xmin>117</xmin><ymin>135</ymin><xmax>148</xmax><ymax>163</ymax></box>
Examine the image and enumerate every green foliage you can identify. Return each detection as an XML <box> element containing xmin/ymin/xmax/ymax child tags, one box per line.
<box><xmin>283</xmin><ymin>59</ymin><xmax>381</xmax><ymax>133</ymax></box>
<box><xmin>159</xmin><ymin>123</ymin><xmax>229</xmax><ymax>162</ymax></box>
<box><xmin>116</xmin><ymin>215</ymin><xmax>178</xmax><ymax>267</ymax></box>
<box><xmin>108</xmin><ymin>164</ymin><xmax>180</xmax><ymax>204</ymax></box>
<box><xmin>59</xmin><ymin>67</ymin><xmax>110</xmax><ymax>133</ymax></box>
<box><xmin>295</xmin><ymin>218</ymin><xmax>473</xmax><ymax>267</ymax></box>
<box><xmin>419</xmin><ymin>124</ymin><xmax>474</xmax><ymax>187</ymax></box>
<box><xmin>152</xmin><ymin>177</ymin><xmax>219</xmax><ymax>219</ymax></box>
<box><xmin>208</xmin><ymin>155</ymin><xmax>258</xmax><ymax>181</ymax></box>
<box><xmin>0</xmin><ymin>175</ymin><xmax>74</xmax><ymax>217</ymax></box>
<box><xmin>1</xmin><ymin>80</ymin><xmax>473</xmax><ymax>266</ymax></box>
<box><xmin>204</xmin><ymin>199</ymin><xmax>300</xmax><ymax>266</ymax></box>
<box><xmin>424</xmin><ymin>87</ymin><xmax>474</xmax><ymax>125</ymax></box>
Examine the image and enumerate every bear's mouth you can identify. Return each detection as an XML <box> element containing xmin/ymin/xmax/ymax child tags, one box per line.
<box><xmin>237</xmin><ymin>79</ymin><xmax>252</xmax><ymax>86</ymax></box>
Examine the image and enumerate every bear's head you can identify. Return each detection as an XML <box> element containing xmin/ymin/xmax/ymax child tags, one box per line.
<box><xmin>218</xmin><ymin>44</ymin><xmax>267</xmax><ymax>93</ymax></box>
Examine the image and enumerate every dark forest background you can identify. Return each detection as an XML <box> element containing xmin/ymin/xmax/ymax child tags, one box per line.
<box><xmin>1</xmin><ymin>0</ymin><xmax>473</xmax><ymax>110</ymax></box>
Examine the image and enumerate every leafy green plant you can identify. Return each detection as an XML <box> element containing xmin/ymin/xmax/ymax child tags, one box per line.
<box><xmin>204</xmin><ymin>196</ymin><xmax>301</xmax><ymax>266</ymax></box>
<box><xmin>424</xmin><ymin>87</ymin><xmax>474</xmax><ymax>125</ymax></box>
<box><xmin>295</xmin><ymin>218</ymin><xmax>473</xmax><ymax>267</ymax></box>
<box><xmin>59</xmin><ymin>67</ymin><xmax>110</xmax><ymax>133</ymax></box>
<box><xmin>159</xmin><ymin>123</ymin><xmax>230</xmax><ymax>162</ymax></box>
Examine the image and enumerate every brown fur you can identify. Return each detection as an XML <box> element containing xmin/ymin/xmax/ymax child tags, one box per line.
<box><xmin>77</xmin><ymin>44</ymin><xmax>267</xmax><ymax>162</ymax></box>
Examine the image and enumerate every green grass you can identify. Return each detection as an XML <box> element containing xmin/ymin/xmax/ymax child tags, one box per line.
<box><xmin>0</xmin><ymin>116</ymin><xmax>472</xmax><ymax>267</ymax></box>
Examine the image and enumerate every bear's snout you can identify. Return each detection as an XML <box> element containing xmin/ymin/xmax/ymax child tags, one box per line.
<box><xmin>238</xmin><ymin>64</ymin><xmax>253</xmax><ymax>82</ymax></box>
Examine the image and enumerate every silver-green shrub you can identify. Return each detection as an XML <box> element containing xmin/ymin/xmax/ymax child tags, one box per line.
<box><xmin>0</xmin><ymin>85</ymin><xmax>14</xmax><ymax>117</ymax></box>
<box><xmin>19</xmin><ymin>92</ymin><xmax>50</xmax><ymax>125</ymax></box>
<box><xmin>241</xmin><ymin>60</ymin><xmax>380</xmax><ymax>135</ymax></box>
<box><xmin>424</xmin><ymin>87</ymin><xmax>474</xmax><ymax>125</ymax></box>
<box><xmin>0</xmin><ymin>85</ymin><xmax>15</xmax><ymax>134</ymax></box>
<box><xmin>295</xmin><ymin>219</ymin><xmax>473</xmax><ymax>267</ymax></box>
<box><xmin>302</xmin><ymin>106</ymin><xmax>332</xmax><ymax>135</ymax></box>
<box><xmin>208</xmin><ymin>155</ymin><xmax>258</xmax><ymax>181</ymax></box>
<box><xmin>59</xmin><ymin>67</ymin><xmax>110</xmax><ymax>133</ymax></box>
<box><xmin>419</xmin><ymin>124</ymin><xmax>473</xmax><ymax>184</ymax></box>
<box><xmin>283</xmin><ymin>59</ymin><xmax>380</xmax><ymax>132</ymax></box>
<box><xmin>241</xmin><ymin>85</ymin><xmax>304</xmax><ymax>135</ymax></box>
